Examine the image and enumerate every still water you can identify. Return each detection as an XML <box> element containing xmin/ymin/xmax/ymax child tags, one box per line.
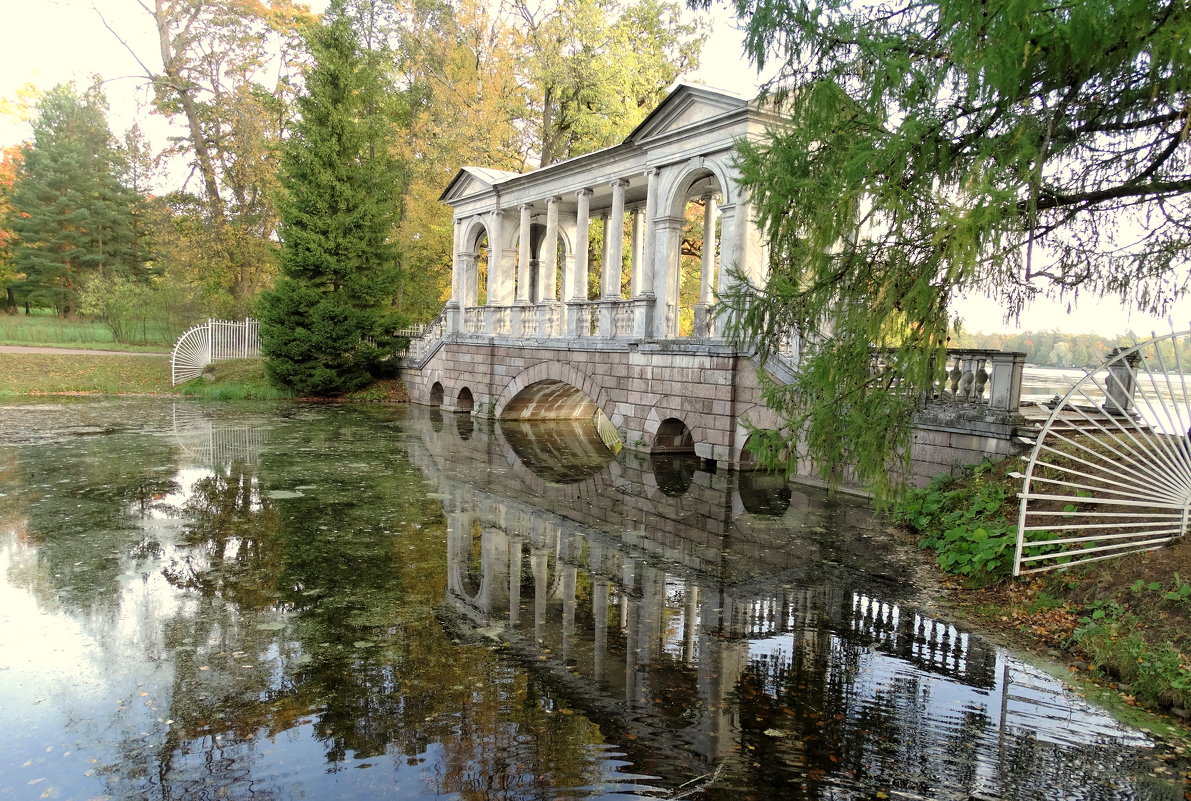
<box><xmin>0</xmin><ymin>399</ymin><xmax>1184</xmax><ymax>800</ymax></box>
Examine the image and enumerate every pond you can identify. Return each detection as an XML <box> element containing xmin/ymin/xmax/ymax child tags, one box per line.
<box><xmin>0</xmin><ymin>398</ymin><xmax>1185</xmax><ymax>801</ymax></box>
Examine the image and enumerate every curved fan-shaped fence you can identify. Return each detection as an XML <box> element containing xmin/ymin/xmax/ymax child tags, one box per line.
<box><xmin>1014</xmin><ymin>331</ymin><xmax>1191</xmax><ymax>575</ymax></box>
<box><xmin>171</xmin><ymin>319</ymin><xmax>260</xmax><ymax>385</ymax></box>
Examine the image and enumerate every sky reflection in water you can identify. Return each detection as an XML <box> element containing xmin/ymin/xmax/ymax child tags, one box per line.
<box><xmin>0</xmin><ymin>398</ymin><xmax>1184</xmax><ymax>801</ymax></box>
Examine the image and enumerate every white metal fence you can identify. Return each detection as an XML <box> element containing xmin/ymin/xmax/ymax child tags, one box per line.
<box><xmin>171</xmin><ymin>318</ymin><xmax>261</xmax><ymax>385</ymax></box>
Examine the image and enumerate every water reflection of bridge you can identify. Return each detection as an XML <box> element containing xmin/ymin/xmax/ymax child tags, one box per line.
<box><xmin>408</xmin><ymin>410</ymin><xmax>1007</xmax><ymax>775</ymax></box>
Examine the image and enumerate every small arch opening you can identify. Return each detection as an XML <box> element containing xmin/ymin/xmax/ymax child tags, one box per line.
<box><xmin>653</xmin><ymin>417</ymin><xmax>695</xmax><ymax>454</ymax></box>
<box><xmin>456</xmin><ymin>413</ymin><xmax>475</xmax><ymax>440</ymax></box>
<box><xmin>738</xmin><ymin>472</ymin><xmax>792</xmax><ymax>517</ymax></box>
<box><xmin>457</xmin><ymin>387</ymin><xmax>475</xmax><ymax>413</ymax></box>
<box><xmin>430</xmin><ymin>382</ymin><xmax>445</xmax><ymax>406</ymax></box>
<box><xmin>651</xmin><ymin>453</ymin><xmax>699</xmax><ymax>497</ymax></box>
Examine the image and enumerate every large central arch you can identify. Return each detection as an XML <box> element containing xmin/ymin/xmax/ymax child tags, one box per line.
<box><xmin>494</xmin><ymin>360</ymin><xmax>612</xmax><ymax>422</ymax></box>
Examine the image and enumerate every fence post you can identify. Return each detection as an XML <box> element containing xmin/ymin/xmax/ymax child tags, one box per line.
<box><xmin>987</xmin><ymin>351</ymin><xmax>1025</xmax><ymax>412</ymax></box>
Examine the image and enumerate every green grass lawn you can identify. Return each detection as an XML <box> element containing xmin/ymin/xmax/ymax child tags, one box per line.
<box><xmin>0</xmin><ymin>352</ymin><xmax>173</xmax><ymax>395</ymax></box>
<box><xmin>0</xmin><ymin>311</ymin><xmax>173</xmax><ymax>351</ymax></box>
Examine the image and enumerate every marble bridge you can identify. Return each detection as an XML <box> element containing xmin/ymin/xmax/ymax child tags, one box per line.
<box><xmin>399</xmin><ymin>84</ymin><xmax>1028</xmax><ymax>486</ymax></box>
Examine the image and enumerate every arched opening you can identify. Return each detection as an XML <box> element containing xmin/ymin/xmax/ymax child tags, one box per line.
<box><xmin>738</xmin><ymin>471</ymin><xmax>792</xmax><ymax>517</ymax></box>
<box><xmin>651</xmin><ymin>416</ymin><xmax>698</xmax><ymax>496</ymax></box>
<box><xmin>462</xmin><ymin>220</ymin><xmax>491</xmax><ymax>309</ymax></box>
<box><xmin>651</xmin><ymin>452</ymin><xmax>697</xmax><ymax>497</ymax></box>
<box><xmin>430</xmin><ymin>382</ymin><xmax>444</xmax><ymax>406</ymax></box>
<box><xmin>501</xmin><ymin>379</ymin><xmax>598</xmax><ymax>420</ymax></box>
<box><xmin>653</xmin><ymin>417</ymin><xmax>695</xmax><ymax>453</ymax></box>
<box><xmin>499</xmin><ymin>418</ymin><xmax>615</xmax><ymax>482</ymax></box>
<box><xmin>457</xmin><ymin>387</ymin><xmax>475</xmax><ymax>413</ymax></box>
<box><xmin>740</xmin><ymin>429</ymin><xmax>788</xmax><ymax>471</ymax></box>
<box><xmin>474</xmin><ymin>236</ymin><xmax>489</xmax><ymax>307</ymax></box>
<box><xmin>456</xmin><ymin>413</ymin><xmax>474</xmax><ymax>440</ymax></box>
<box><xmin>678</xmin><ymin>179</ymin><xmax>722</xmax><ymax>337</ymax></box>
<box><xmin>661</xmin><ymin>168</ymin><xmax>726</xmax><ymax>338</ymax></box>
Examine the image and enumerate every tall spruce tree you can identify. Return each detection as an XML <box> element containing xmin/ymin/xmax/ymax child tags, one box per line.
<box><xmin>7</xmin><ymin>84</ymin><xmax>144</xmax><ymax>315</ymax></box>
<box><xmin>259</xmin><ymin>0</ymin><xmax>403</xmax><ymax>396</ymax></box>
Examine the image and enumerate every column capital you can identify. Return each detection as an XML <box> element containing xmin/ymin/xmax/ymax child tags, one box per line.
<box><xmin>644</xmin><ymin>166</ymin><xmax>659</xmax><ymax>177</ymax></box>
<box><xmin>610</xmin><ymin>177</ymin><xmax>629</xmax><ymax>189</ymax></box>
<box><xmin>576</xmin><ymin>187</ymin><xmax>593</xmax><ymax>198</ymax></box>
<box><xmin>519</xmin><ymin>202</ymin><xmax>533</xmax><ymax>212</ymax></box>
<box><xmin>546</xmin><ymin>195</ymin><xmax>562</xmax><ymax>205</ymax></box>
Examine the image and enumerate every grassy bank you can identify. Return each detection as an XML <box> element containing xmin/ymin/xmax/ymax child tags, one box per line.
<box><xmin>893</xmin><ymin>461</ymin><xmax>1191</xmax><ymax>733</ymax></box>
<box><xmin>0</xmin><ymin>310</ymin><xmax>173</xmax><ymax>351</ymax></box>
<box><xmin>0</xmin><ymin>350</ymin><xmax>410</xmax><ymax>402</ymax></box>
<box><xmin>0</xmin><ymin>352</ymin><xmax>174</xmax><ymax>395</ymax></box>
<box><xmin>177</xmin><ymin>359</ymin><xmax>293</xmax><ymax>400</ymax></box>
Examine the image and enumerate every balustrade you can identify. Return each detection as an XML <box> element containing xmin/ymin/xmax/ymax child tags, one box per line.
<box><xmin>868</xmin><ymin>348</ymin><xmax>1025</xmax><ymax>413</ymax></box>
<box><xmin>613</xmin><ymin>302</ymin><xmax>635</xmax><ymax>337</ymax></box>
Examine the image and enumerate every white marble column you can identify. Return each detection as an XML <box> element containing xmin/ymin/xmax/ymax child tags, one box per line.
<box><xmin>641</xmin><ymin>167</ymin><xmax>658</xmax><ymax>297</ymax></box>
<box><xmin>604</xmin><ymin>178</ymin><xmax>627</xmax><ymax>299</ymax></box>
<box><xmin>516</xmin><ymin>203</ymin><xmax>532</xmax><ymax>304</ymax></box>
<box><xmin>630</xmin><ymin>207</ymin><xmax>645</xmax><ymax>297</ymax></box>
<box><xmin>700</xmin><ymin>194</ymin><xmax>718</xmax><ymax>305</ymax></box>
<box><xmin>573</xmin><ymin>189</ymin><xmax>592</xmax><ymax>300</ymax></box>
<box><xmin>652</xmin><ymin>215</ymin><xmax>685</xmax><ymax>338</ymax></box>
<box><xmin>542</xmin><ymin>196</ymin><xmax>560</xmax><ymax>302</ymax></box>
<box><xmin>488</xmin><ymin>209</ymin><xmax>511</xmax><ymax>305</ymax></box>
<box><xmin>446</xmin><ymin>218</ymin><xmax>464</xmax><ymax>334</ymax></box>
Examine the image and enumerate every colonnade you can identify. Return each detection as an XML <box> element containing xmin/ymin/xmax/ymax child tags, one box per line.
<box><xmin>448</xmin><ymin>170</ymin><xmax>745</xmax><ymax>341</ymax></box>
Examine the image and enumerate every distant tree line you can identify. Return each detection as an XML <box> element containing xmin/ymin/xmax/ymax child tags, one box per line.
<box><xmin>950</xmin><ymin>329</ymin><xmax>1191</xmax><ymax>370</ymax></box>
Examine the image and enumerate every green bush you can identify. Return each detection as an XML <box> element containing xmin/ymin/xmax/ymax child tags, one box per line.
<box><xmin>891</xmin><ymin>464</ymin><xmax>1017</xmax><ymax>584</ymax></box>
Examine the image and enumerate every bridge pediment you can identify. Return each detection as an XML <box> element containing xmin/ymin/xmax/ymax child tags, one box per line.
<box><xmin>439</xmin><ymin>166</ymin><xmax>521</xmax><ymax>203</ymax></box>
<box><xmin>624</xmin><ymin>84</ymin><xmax>748</xmax><ymax>144</ymax></box>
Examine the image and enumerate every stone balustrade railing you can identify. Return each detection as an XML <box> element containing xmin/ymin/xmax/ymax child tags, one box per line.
<box><xmin>869</xmin><ymin>348</ymin><xmax>1025</xmax><ymax>412</ymax></box>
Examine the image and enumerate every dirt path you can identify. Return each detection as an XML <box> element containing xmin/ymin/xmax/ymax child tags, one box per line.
<box><xmin>0</xmin><ymin>345</ymin><xmax>168</xmax><ymax>357</ymax></box>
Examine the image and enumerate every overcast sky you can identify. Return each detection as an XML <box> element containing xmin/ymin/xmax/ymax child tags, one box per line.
<box><xmin>2</xmin><ymin>0</ymin><xmax>1187</xmax><ymax>337</ymax></box>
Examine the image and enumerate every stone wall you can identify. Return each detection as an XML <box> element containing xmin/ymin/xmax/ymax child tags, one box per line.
<box><xmin>403</xmin><ymin>335</ymin><xmax>1027</xmax><ymax>488</ymax></box>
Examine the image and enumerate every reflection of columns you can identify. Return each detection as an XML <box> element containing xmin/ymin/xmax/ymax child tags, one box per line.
<box><xmin>604</xmin><ymin>179</ymin><xmax>626</xmax><ymax>299</ymax></box>
<box><xmin>533</xmin><ymin>548</ymin><xmax>548</xmax><ymax>644</ymax></box>
<box><xmin>562</xmin><ymin>564</ymin><xmax>576</xmax><ymax>663</ymax></box>
<box><xmin>573</xmin><ymin>189</ymin><xmax>591</xmax><ymax>301</ymax></box>
<box><xmin>517</xmin><ymin>204</ymin><xmax>532</xmax><ymax>304</ymax></box>
<box><xmin>509</xmin><ymin>538</ymin><xmax>522</xmax><ymax>627</ymax></box>
<box><xmin>684</xmin><ymin>583</ymin><xmax>699</xmax><ymax>664</ymax></box>
<box><xmin>542</xmin><ymin>196</ymin><xmax>560</xmax><ymax>302</ymax></box>
<box><xmin>593</xmin><ymin>579</ymin><xmax>608</xmax><ymax>684</ymax></box>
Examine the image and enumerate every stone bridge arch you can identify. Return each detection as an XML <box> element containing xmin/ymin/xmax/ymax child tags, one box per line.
<box><xmin>494</xmin><ymin>359</ymin><xmax>614</xmax><ymax>423</ymax></box>
<box><xmin>643</xmin><ymin>395</ymin><xmax>713</xmax><ymax>458</ymax></box>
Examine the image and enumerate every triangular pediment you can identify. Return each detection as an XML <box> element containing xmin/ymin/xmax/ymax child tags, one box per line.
<box><xmin>439</xmin><ymin>167</ymin><xmax>521</xmax><ymax>204</ymax></box>
<box><xmin>625</xmin><ymin>84</ymin><xmax>748</xmax><ymax>144</ymax></box>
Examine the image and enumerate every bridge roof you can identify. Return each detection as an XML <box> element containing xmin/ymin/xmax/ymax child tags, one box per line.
<box><xmin>438</xmin><ymin>83</ymin><xmax>765</xmax><ymax>207</ymax></box>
